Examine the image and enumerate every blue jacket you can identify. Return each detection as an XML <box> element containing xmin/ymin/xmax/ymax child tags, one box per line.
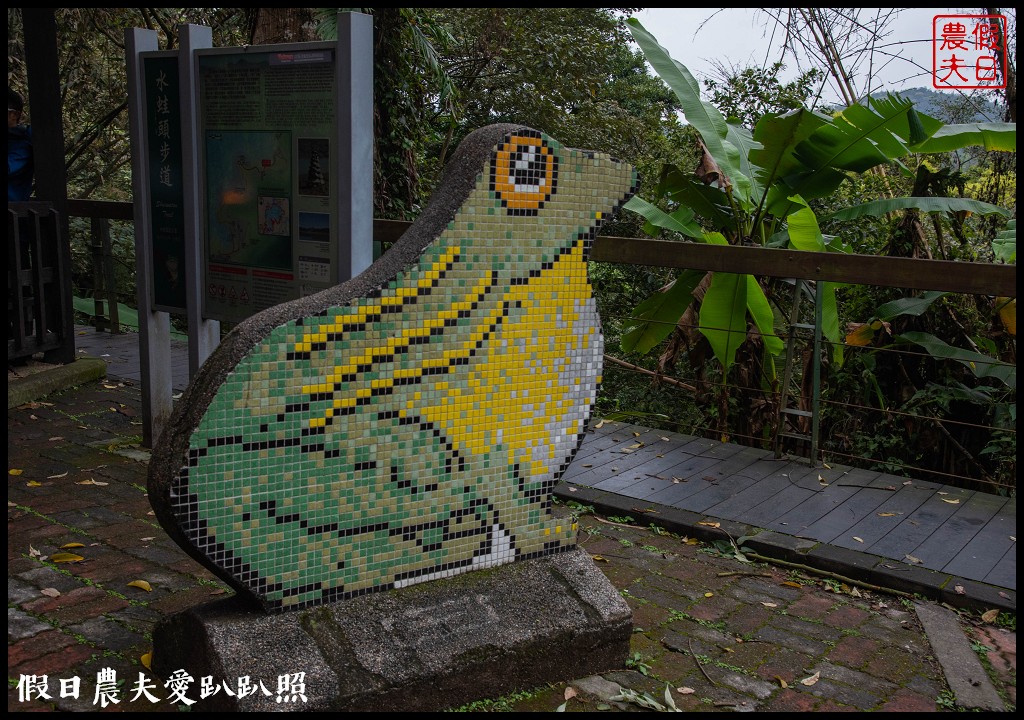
<box><xmin>8</xmin><ymin>124</ymin><xmax>34</xmax><ymax>201</ymax></box>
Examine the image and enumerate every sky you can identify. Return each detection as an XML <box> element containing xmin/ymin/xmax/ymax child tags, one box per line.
<box><xmin>631</xmin><ymin>8</ymin><xmax>1002</xmax><ymax>105</ymax></box>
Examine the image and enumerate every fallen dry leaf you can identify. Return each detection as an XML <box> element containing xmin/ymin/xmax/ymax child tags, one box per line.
<box><xmin>60</xmin><ymin>542</ymin><xmax>85</xmax><ymax>549</ymax></box>
<box><xmin>781</xmin><ymin>581</ymin><xmax>803</xmax><ymax>588</ymax></box>
<box><xmin>47</xmin><ymin>471</ymin><xmax>69</xmax><ymax>479</ymax></box>
<box><xmin>48</xmin><ymin>436</ymin><xmax>64</xmax><ymax>442</ymax></box>
<box><xmin>704</xmin><ymin>592</ymin><xmax>714</xmax><ymax>598</ymax></box>
<box><xmin>76</xmin><ymin>479</ymin><xmax>109</xmax><ymax>486</ymax></box>
<box><xmin>955</xmin><ymin>585</ymin><xmax>966</xmax><ymax>595</ymax></box>
<box><xmin>981</xmin><ymin>609</ymin><xmax>1000</xmax><ymax>624</ymax></box>
<box><xmin>26</xmin><ymin>480</ymin><xmax>42</xmax><ymax>487</ymax></box>
<box><xmin>9</xmin><ymin>468</ymin><xmax>24</xmax><ymax>476</ymax></box>
<box><xmin>676</xmin><ymin>687</ymin><xmax>695</xmax><ymax>695</ymax></box>
<box><xmin>51</xmin><ymin>552</ymin><xmax>84</xmax><ymax>563</ymax></box>
<box><xmin>775</xmin><ymin>676</ymin><xmax>789</xmax><ymax>688</ymax></box>
<box><xmin>761</xmin><ymin>602</ymin><xmax>778</xmax><ymax>608</ymax></box>
<box><xmin>800</xmin><ymin>671</ymin><xmax>821</xmax><ymax>686</ymax></box>
<box><xmin>852</xmin><ymin>537</ymin><xmax>864</xmax><ymax>543</ymax></box>
<box><xmin>591</xmin><ymin>555</ymin><xmax>608</xmax><ymax>563</ymax></box>
<box><xmin>564</xmin><ymin>687</ymin><xmax>577</xmax><ymax>701</ymax></box>
<box><xmin>878</xmin><ymin>512</ymin><xmax>899</xmax><ymax>517</ymax></box>
<box><xmin>698</xmin><ymin>521</ymin><xmax>720</xmax><ymax>529</ymax></box>
<box><xmin>941</xmin><ymin>498</ymin><xmax>961</xmax><ymax>504</ymax></box>
<box><xmin>41</xmin><ymin>588</ymin><xmax>61</xmax><ymax>598</ymax></box>
<box><xmin>904</xmin><ymin>554</ymin><xmax>923</xmax><ymax>564</ymax></box>
<box><xmin>141</xmin><ymin>652</ymin><xmax>152</xmax><ymax>669</ymax></box>
<box><xmin>29</xmin><ymin>545</ymin><xmax>42</xmax><ymax>558</ymax></box>
<box><xmin>127</xmin><ymin>580</ymin><xmax>153</xmax><ymax>592</ymax></box>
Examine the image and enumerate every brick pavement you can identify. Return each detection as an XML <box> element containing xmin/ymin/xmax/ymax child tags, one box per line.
<box><xmin>7</xmin><ymin>374</ymin><xmax>1017</xmax><ymax>712</ymax></box>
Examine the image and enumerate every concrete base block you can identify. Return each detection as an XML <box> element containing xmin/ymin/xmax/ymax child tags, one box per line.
<box><xmin>152</xmin><ymin>548</ymin><xmax>632</xmax><ymax>711</ymax></box>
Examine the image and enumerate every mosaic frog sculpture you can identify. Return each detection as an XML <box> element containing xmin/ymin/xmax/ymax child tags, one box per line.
<box><xmin>149</xmin><ymin>124</ymin><xmax>638</xmax><ymax>611</ymax></box>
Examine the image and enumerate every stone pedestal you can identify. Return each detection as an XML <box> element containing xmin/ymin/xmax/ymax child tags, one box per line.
<box><xmin>152</xmin><ymin>548</ymin><xmax>632</xmax><ymax>711</ymax></box>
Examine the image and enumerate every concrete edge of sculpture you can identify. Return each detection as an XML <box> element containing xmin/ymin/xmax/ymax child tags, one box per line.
<box><xmin>149</xmin><ymin>123</ymin><xmax>639</xmax><ymax>612</ymax></box>
<box><xmin>152</xmin><ymin>546</ymin><xmax>633</xmax><ymax>711</ymax></box>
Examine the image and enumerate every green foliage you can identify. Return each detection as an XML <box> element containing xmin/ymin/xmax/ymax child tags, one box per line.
<box><xmin>704</xmin><ymin>62</ymin><xmax>824</xmax><ymax>130</ymax></box>
<box><xmin>619</xmin><ymin>16</ymin><xmax>1016</xmax><ymax>489</ymax></box>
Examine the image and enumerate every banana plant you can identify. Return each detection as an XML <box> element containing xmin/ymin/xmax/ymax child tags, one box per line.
<box><xmin>621</xmin><ymin>18</ymin><xmax>1014</xmax><ymax>383</ymax></box>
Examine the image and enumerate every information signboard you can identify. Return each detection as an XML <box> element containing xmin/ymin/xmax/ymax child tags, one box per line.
<box><xmin>196</xmin><ymin>45</ymin><xmax>342</xmax><ymax>322</ymax></box>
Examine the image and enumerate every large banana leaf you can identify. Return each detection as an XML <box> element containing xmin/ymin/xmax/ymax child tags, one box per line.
<box><xmin>745</xmin><ymin>275</ymin><xmax>783</xmax><ymax>371</ymax></box>
<box><xmin>911</xmin><ymin>122</ymin><xmax>1017</xmax><ymax>153</ymax></box>
<box><xmin>786</xmin><ymin>205</ymin><xmax>826</xmax><ymax>252</ymax></box>
<box><xmin>626</xmin><ymin>18</ymin><xmax>753</xmax><ymax>206</ymax></box>
<box><xmin>993</xmin><ymin>219</ymin><xmax>1016</xmax><ymax>263</ymax></box>
<box><xmin>623</xmin><ymin>195</ymin><xmax>705</xmax><ymax>239</ymax></box>
<box><xmin>876</xmin><ymin>291</ymin><xmax>948</xmax><ymax>321</ymax></box>
<box><xmin>750</xmin><ymin>109</ymin><xmax>829</xmax><ymax>218</ymax></box>
<box><xmin>897</xmin><ymin>331</ymin><xmax>1016</xmax><ymax>389</ymax></box>
<box><xmin>664</xmin><ymin>171</ymin><xmax>737</xmax><ymax>232</ymax></box>
<box><xmin>699</xmin><ymin>272</ymin><xmax>748</xmax><ymax>372</ymax></box>
<box><xmin>821</xmin><ymin>281</ymin><xmax>843</xmax><ymax>364</ymax></box>
<box><xmin>620</xmin><ymin>268</ymin><xmax>706</xmax><ymax>354</ymax></box>
<box><xmin>784</xmin><ymin>96</ymin><xmax>921</xmax><ymax>200</ymax></box>
<box><xmin>823</xmin><ymin>197</ymin><xmax>1011</xmax><ymax>221</ymax></box>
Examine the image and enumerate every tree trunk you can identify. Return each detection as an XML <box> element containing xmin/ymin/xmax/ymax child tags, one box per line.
<box><xmin>249</xmin><ymin>8</ymin><xmax>319</xmax><ymax>45</ymax></box>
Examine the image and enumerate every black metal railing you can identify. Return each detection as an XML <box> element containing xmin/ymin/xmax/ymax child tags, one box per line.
<box><xmin>7</xmin><ymin>201</ymin><xmax>74</xmax><ymax>363</ymax></box>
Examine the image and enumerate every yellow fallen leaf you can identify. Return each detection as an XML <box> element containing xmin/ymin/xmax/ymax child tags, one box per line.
<box><xmin>591</xmin><ymin>555</ymin><xmax>608</xmax><ymax>562</ymax></box>
<box><xmin>60</xmin><ymin>542</ymin><xmax>85</xmax><ymax>549</ymax></box>
<box><xmin>26</xmin><ymin>480</ymin><xmax>42</xmax><ymax>487</ymax></box>
<box><xmin>704</xmin><ymin>592</ymin><xmax>714</xmax><ymax>598</ymax></box>
<box><xmin>127</xmin><ymin>580</ymin><xmax>153</xmax><ymax>592</ymax></box>
<box><xmin>141</xmin><ymin>652</ymin><xmax>152</xmax><ymax>669</ymax></box>
<box><xmin>781</xmin><ymin>581</ymin><xmax>803</xmax><ymax>588</ymax></box>
<box><xmin>775</xmin><ymin>676</ymin><xmax>789</xmax><ymax>689</ymax></box>
<box><xmin>51</xmin><ymin>552</ymin><xmax>84</xmax><ymax>563</ymax></box>
<box><xmin>981</xmin><ymin>609</ymin><xmax>1000</xmax><ymax>624</ymax></box>
<box><xmin>878</xmin><ymin>512</ymin><xmax>898</xmax><ymax>517</ymax></box>
<box><xmin>9</xmin><ymin>468</ymin><xmax>23</xmax><ymax>475</ymax></box>
<box><xmin>682</xmin><ymin>537</ymin><xmax>699</xmax><ymax>546</ymax></box>
<box><xmin>822</xmin><ymin>463</ymin><xmax>831</xmax><ymax>469</ymax></box>
<box><xmin>941</xmin><ymin>498</ymin><xmax>961</xmax><ymax>504</ymax></box>
<box><xmin>698</xmin><ymin>521</ymin><xmax>720</xmax><ymax>528</ymax></box>
<box><xmin>800</xmin><ymin>671</ymin><xmax>820</xmax><ymax>686</ymax></box>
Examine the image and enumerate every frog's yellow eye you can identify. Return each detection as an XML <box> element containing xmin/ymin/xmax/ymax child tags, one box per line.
<box><xmin>490</xmin><ymin>132</ymin><xmax>558</xmax><ymax>215</ymax></box>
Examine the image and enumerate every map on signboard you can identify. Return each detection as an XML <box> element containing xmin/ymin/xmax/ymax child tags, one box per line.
<box><xmin>206</xmin><ymin>130</ymin><xmax>293</xmax><ymax>271</ymax></box>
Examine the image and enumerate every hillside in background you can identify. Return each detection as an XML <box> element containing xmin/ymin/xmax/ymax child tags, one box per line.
<box><xmin>872</xmin><ymin>86</ymin><xmax>1005</xmax><ymax>123</ymax></box>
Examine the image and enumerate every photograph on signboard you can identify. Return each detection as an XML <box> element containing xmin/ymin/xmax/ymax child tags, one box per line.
<box><xmin>298</xmin><ymin>137</ymin><xmax>330</xmax><ymax>196</ymax></box>
<box><xmin>258</xmin><ymin>195</ymin><xmax>290</xmax><ymax>236</ymax></box>
<box><xmin>298</xmin><ymin>211</ymin><xmax>330</xmax><ymax>247</ymax></box>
